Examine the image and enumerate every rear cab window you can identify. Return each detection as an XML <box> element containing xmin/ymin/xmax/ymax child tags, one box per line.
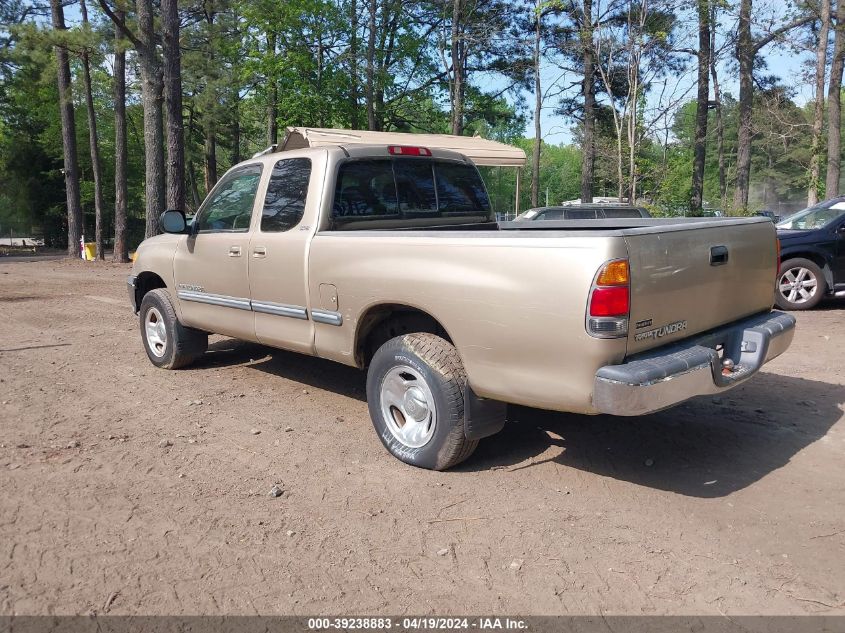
<box><xmin>331</xmin><ymin>158</ymin><xmax>492</xmax><ymax>229</ymax></box>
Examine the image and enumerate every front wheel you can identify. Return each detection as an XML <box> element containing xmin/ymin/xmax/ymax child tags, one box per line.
<box><xmin>366</xmin><ymin>333</ymin><xmax>478</xmax><ymax>470</ymax></box>
<box><xmin>776</xmin><ymin>258</ymin><xmax>826</xmax><ymax>310</ymax></box>
<box><xmin>139</xmin><ymin>288</ymin><xmax>208</xmax><ymax>369</ymax></box>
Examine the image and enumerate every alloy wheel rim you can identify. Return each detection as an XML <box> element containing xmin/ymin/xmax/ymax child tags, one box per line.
<box><xmin>145</xmin><ymin>307</ymin><xmax>168</xmax><ymax>358</ymax></box>
<box><xmin>779</xmin><ymin>267</ymin><xmax>818</xmax><ymax>304</ymax></box>
<box><xmin>379</xmin><ymin>365</ymin><xmax>437</xmax><ymax>448</ymax></box>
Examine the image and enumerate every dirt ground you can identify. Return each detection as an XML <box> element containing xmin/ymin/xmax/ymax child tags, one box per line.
<box><xmin>1</xmin><ymin>258</ymin><xmax>844</xmax><ymax>616</ymax></box>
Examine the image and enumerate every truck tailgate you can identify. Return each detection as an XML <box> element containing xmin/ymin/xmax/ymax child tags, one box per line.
<box><xmin>623</xmin><ymin>219</ymin><xmax>778</xmax><ymax>355</ymax></box>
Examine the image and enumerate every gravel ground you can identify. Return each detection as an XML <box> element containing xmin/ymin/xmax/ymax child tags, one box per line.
<box><xmin>1</xmin><ymin>258</ymin><xmax>843</xmax><ymax>616</ymax></box>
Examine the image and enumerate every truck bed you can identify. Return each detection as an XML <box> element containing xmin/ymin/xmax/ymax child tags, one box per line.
<box><xmin>320</xmin><ymin>216</ymin><xmax>778</xmax><ymax>357</ymax></box>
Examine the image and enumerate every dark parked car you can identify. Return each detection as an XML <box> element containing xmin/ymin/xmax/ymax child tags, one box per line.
<box><xmin>515</xmin><ymin>204</ymin><xmax>651</xmax><ymax>221</ymax></box>
<box><xmin>776</xmin><ymin>198</ymin><xmax>845</xmax><ymax>310</ymax></box>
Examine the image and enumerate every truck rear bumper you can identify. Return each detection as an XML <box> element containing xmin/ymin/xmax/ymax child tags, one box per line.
<box><xmin>593</xmin><ymin>311</ymin><xmax>796</xmax><ymax>416</ymax></box>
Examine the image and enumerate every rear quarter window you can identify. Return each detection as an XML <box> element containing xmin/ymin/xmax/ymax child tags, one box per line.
<box><xmin>261</xmin><ymin>157</ymin><xmax>311</xmax><ymax>232</ymax></box>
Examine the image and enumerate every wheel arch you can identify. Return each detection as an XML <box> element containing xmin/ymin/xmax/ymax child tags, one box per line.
<box><xmin>354</xmin><ymin>302</ymin><xmax>455</xmax><ymax>368</ymax></box>
<box><xmin>134</xmin><ymin>271</ymin><xmax>168</xmax><ymax>313</ymax></box>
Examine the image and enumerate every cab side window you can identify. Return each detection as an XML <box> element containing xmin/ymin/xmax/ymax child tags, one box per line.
<box><xmin>261</xmin><ymin>158</ymin><xmax>312</xmax><ymax>232</ymax></box>
<box><xmin>196</xmin><ymin>166</ymin><xmax>262</xmax><ymax>233</ymax></box>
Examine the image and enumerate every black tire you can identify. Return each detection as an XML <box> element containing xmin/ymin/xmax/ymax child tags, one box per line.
<box><xmin>139</xmin><ymin>288</ymin><xmax>208</xmax><ymax>369</ymax></box>
<box><xmin>366</xmin><ymin>333</ymin><xmax>478</xmax><ymax>470</ymax></box>
<box><xmin>775</xmin><ymin>258</ymin><xmax>826</xmax><ymax>311</ymax></box>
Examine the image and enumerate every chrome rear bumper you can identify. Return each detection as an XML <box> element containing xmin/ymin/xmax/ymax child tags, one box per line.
<box><xmin>593</xmin><ymin>311</ymin><xmax>796</xmax><ymax>416</ymax></box>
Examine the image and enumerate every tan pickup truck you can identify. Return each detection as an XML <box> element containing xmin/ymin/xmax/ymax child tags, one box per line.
<box><xmin>128</xmin><ymin>144</ymin><xmax>796</xmax><ymax>470</ymax></box>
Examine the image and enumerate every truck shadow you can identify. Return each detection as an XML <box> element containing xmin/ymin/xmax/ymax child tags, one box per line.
<box><xmin>197</xmin><ymin>342</ymin><xmax>842</xmax><ymax>498</ymax></box>
<box><xmin>463</xmin><ymin>372</ymin><xmax>844</xmax><ymax>498</ymax></box>
<box><xmin>197</xmin><ymin>339</ymin><xmax>368</xmax><ymax>401</ymax></box>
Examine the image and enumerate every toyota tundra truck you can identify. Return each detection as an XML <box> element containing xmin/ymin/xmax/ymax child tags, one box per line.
<box><xmin>127</xmin><ymin>144</ymin><xmax>796</xmax><ymax>470</ymax></box>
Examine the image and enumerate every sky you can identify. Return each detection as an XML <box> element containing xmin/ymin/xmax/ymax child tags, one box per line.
<box><xmin>57</xmin><ymin>1</ymin><xmax>817</xmax><ymax>148</ymax></box>
<box><xmin>532</xmin><ymin>21</ymin><xmax>816</xmax><ymax>147</ymax></box>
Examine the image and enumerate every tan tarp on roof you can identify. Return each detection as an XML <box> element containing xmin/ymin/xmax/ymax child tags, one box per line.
<box><xmin>280</xmin><ymin>127</ymin><xmax>526</xmax><ymax>167</ymax></box>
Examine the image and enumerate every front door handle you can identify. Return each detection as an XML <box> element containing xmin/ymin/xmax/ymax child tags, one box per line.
<box><xmin>252</xmin><ymin>246</ymin><xmax>267</xmax><ymax>258</ymax></box>
<box><xmin>228</xmin><ymin>245</ymin><xmax>242</xmax><ymax>257</ymax></box>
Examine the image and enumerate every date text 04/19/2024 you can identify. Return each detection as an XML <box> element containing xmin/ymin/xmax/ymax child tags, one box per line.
<box><xmin>307</xmin><ymin>617</ymin><xmax>528</xmax><ymax>630</ymax></box>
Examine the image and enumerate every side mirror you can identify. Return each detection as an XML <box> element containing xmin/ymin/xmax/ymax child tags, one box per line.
<box><xmin>160</xmin><ymin>209</ymin><xmax>187</xmax><ymax>234</ymax></box>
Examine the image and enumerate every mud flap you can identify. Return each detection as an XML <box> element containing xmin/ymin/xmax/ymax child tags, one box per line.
<box><xmin>464</xmin><ymin>386</ymin><xmax>507</xmax><ymax>440</ymax></box>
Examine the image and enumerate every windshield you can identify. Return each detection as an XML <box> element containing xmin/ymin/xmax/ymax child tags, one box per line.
<box><xmin>777</xmin><ymin>200</ymin><xmax>845</xmax><ymax>230</ymax></box>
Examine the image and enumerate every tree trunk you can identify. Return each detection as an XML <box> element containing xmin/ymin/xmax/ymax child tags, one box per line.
<box><xmin>450</xmin><ymin>0</ymin><xmax>464</xmax><ymax>136</ymax></box>
<box><xmin>267</xmin><ymin>33</ymin><xmax>278</xmax><ymax>145</ymax></box>
<box><xmin>349</xmin><ymin>0</ymin><xmax>360</xmax><ymax>128</ymax></box>
<box><xmin>580</xmin><ymin>0</ymin><xmax>594</xmax><ymax>203</ymax></box>
<box><xmin>616</xmin><ymin>130</ymin><xmax>624</xmax><ymax>202</ymax></box>
<box><xmin>531</xmin><ymin>3</ymin><xmax>542</xmax><ymax>208</ymax></box>
<box><xmin>50</xmin><ymin>0</ymin><xmax>83</xmax><ymax>257</ymax></box>
<box><xmin>231</xmin><ymin>96</ymin><xmax>241</xmax><ymax>164</ymax></box>
<box><xmin>625</xmin><ymin>1</ymin><xmax>645</xmax><ymax>203</ymax></box>
<box><xmin>162</xmin><ymin>0</ymin><xmax>185</xmax><ymax>212</ymax></box>
<box><xmin>188</xmin><ymin>158</ymin><xmax>201</xmax><ymax>208</ymax></box>
<box><xmin>765</xmin><ymin>147</ymin><xmax>776</xmax><ymax>207</ymax></box>
<box><xmin>690</xmin><ymin>0</ymin><xmax>711</xmax><ymax>213</ymax></box>
<box><xmin>827</xmin><ymin>0</ymin><xmax>845</xmax><ymax>197</ymax></box>
<box><xmin>710</xmin><ymin>2</ymin><xmax>726</xmax><ymax>210</ymax></box>
<box><xmin>113</xmin><ymin>9</ymin><xmax>129</xmax><ymax>263</ymax></box>
<box><xmin>136</xmin><ymin>0</ymin><xmax>165</xmax><ymax>238</ymax></box>
<box><xmin>627</xmin><ymin>109</ymin><xmax>637</xmax><ymax>202</ymax></box>
<box><xmin>203</xmin><ymin>5</ymin><xmax>217</xmax><ymax>192</ymax></box>
<box><xmin>808</xmin><ymin>0</ymin><xmax>831</xmax><ymax>205</ymax></box>
<box><xmin>79</xmin><ymin>0</ymin><xmax>106</xmax><ymax>259</ymax></box>
<box><xmin>204</xmin><ymin>133</ymin><xmax>217</xmax><ymax>193</ymax></box>
<box><xmin>317</xmin><ymin>36</ymin><xmax>325</xmax><ymax>126</ymax></box>
<box><xmin>374</xmin><ymin>0</ymin><xmax>400</xmax><ymax>132</ymax></box>
<box><xmin>732</xmin><ymin>0</ymin><xmax>753</xmax><ymax>212</ymax></box>
<box><xmin>365</xmin><ymin>0</ymin><xmax>377</xmax><ymax>130</ymax></box>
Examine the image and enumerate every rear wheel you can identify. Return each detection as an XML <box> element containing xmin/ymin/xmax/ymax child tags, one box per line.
<box><xmin>776</xmin><ymin>258</ymin><xmax>826</xmax><ymax>310</ymax></box>
<box><xmin>139</xmin><ymin>289</ymin><xmax>207</xmax><ymax>369</ymax></box>
<box><xmin>366</xmin><ymin>333</ymin><xmax>478</xmax><ymax>470</ymax></box>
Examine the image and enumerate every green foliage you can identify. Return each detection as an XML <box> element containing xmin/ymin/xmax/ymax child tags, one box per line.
<box><xmin>0</xmin><ymin>0</ymin><xmax>828</xmax><ymax>243</ymax></box>
<box><xmin>479</xmin><ymin>139</ymin><xmax>580</xmax><ymax>213</ymax></box>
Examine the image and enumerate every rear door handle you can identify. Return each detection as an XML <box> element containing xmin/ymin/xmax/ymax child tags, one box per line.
<box><xmin>228</xmin><ymin>246</ymin><xmax>242</xmax><ymax>257</ymax></box>
<box><xmin>710</xmin><ymin>245</ymin><xmax>729</xmax><ymax>266</ymax></box>
<box><xmin>252</xmin><ymin>246</ymin><xmax>267</xmax><ymax>258</ymax></box>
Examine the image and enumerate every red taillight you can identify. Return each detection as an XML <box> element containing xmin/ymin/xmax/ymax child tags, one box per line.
<box><xmin>587</xmin><ymin>258</ymin><xmax>630</xmax><ymax>338</ymax></box>
<box><xmin>388</xmin><ymin>145</ymin><xmax>432</xmax><ymax>157</ymax></box>
<box><xmin>589</xmin><ymin>286</ymin><xmax>629</xmax><ymax>316</ymax></box>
